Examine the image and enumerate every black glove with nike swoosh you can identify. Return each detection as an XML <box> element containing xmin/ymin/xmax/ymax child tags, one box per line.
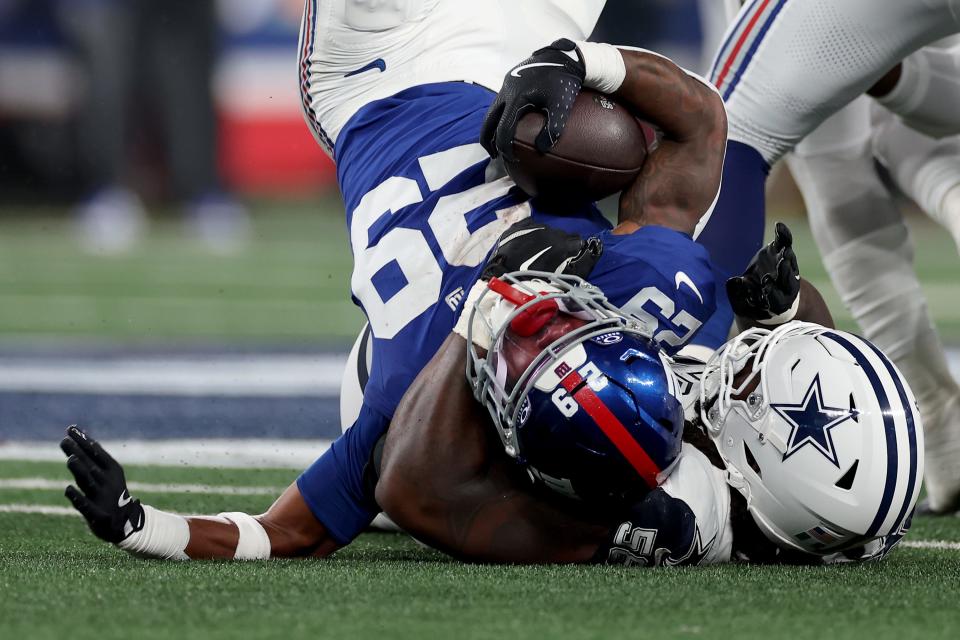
<box><xmin>61</xmin><ymin>425</ymin><xmax>144</xmax><ymax>543</ymax></box>
<box><xmin>480</xmin><ymin>38</ymin><xmax>586</xmax><ymax>162</ymax></box>
<box><xmin>482</xmin><ymin>218</ymin><xmax>602</xmax><ymax>281</ymax></box>
<box><xmin>726</xmin><ymin>222</ymin><xmax>801</xmax><ymax>324</ymax></box>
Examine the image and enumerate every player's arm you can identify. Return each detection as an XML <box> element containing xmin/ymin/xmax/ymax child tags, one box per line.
<box><xmin>377</xmin><ymin>334</ymin><xmax>606</xmax><ymax>564</ymax></box>
<box><xmin>481</xmin><ymin>40</ymin><xmax>726</xmax><ymax>236</ymax></box>
<box><xmin>725</xmin><ymin>222</ymin><xmax>835</xmax><ymax>330</ymax></box>
<box><xmin>378</xmin><ymin>334</ymin><xmax>713</xmax><ymax>567</ymax></box>
<box><xmin>60</xmin><ymin>427</ymin><xmax>338</xmax><ymax>560</ymax></box>
<box><xmin>609</xmin><ymin>48</ymin><xmax>727</xmax><ymax>236</ymax></box>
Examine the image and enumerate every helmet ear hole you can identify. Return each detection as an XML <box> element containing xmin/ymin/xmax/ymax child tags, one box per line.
<box><xmin>834</xmin><ymin>459</ymin><xmax>859</xmax><ymax>490</ymax></box>
<box><xmin>743</xmin><ymin>442</ymin><xmax>762</xmax><ymax>477</ymax></box>
<box><xmin>658</xmin><ymin>417</ymin><xmax>680</xmax><ymax>435</ymax></box>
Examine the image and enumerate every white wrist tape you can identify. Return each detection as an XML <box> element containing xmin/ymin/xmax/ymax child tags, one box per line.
<box><xmin>757</xmin><ymin>292</ymin><xmax>802</xmax><ymax>326</ymax></box>
<box><xmin>453</xmin><ymin>279</ymin><xmax>518</xmax><ymax>351</ymax></box>
<box><xmin>219</xmin><ymin>512</ymin><xmax>271</xmax><ymax>560</ymax></box>
<box><xmin>118</xmin><ymin>505</ymin><xmax>190</xmax><ymax>560</ymax></box>
<box><xmin>576</xmin><ymin>41</ymin><xmax>626</xmax><ymax>94</ymax></box>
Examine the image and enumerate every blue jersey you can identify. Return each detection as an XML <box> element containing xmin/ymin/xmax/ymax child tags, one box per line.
<box><xmin>298</xmin><ymin>82</ymin><xmax>717</xmax><ymax>544</ymax></box>
<box><xmin>336</xmin><ymin>82</ymin><xmax>715</xmax><ymax>419</ymax></box>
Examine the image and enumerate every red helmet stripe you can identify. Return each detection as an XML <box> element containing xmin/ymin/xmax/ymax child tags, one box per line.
<box><xmin>561</xmin><ymin>372</ymin><xmax>662</xmax><ymax>488</ymax></box>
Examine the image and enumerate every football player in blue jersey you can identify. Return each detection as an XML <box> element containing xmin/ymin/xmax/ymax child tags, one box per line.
<box><xmin>59</xmin><ymin>34</ymin><xmax>921</xmax><ymax>565</ymax></box>
<box><xmin>58</xmin><ymin>40</ymin><xmax>735</xmax><ymax>561</ymax></box>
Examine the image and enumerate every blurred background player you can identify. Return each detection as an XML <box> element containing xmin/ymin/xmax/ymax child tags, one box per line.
<box><xmin>54</xmin><ymin>0</ymin><xmax>250</xmax><ymax>254</ymax></box>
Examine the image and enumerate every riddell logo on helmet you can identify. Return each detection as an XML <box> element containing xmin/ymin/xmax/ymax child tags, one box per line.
<box><xmin>554</xmin><ymin>362</ymin><xmax>572</xmax><ymax>378</ymax></box>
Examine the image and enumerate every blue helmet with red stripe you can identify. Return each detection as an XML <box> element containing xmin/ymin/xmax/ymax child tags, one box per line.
<box><xmin>467</xmin><ymin>272</ymin><xmax>684</xmax><ymax>505</ymax></box>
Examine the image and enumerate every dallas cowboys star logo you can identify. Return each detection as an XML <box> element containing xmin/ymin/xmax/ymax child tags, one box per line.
<box><xmin>770</xmin><ymin>374</ymin><xmax>859</xmax><ymax>468</ymax></box>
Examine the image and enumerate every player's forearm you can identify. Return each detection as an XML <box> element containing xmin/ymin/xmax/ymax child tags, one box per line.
<box><xmin>112</xmin><ymin>507</ymin><xmax>268</xmax><ymax>560</ymax></box>
<box><xmin>596</xmin><ymin>47</ymin><xmax>726</xmax><ymax>234</ymax></box>
<box><xmin>612</xmin><ymin>48</ymin><xmax>725</xmax><ymax>145</ymax></box>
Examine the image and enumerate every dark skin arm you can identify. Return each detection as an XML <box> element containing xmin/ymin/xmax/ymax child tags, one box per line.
<box><xmin>62</xmin><ymin>424</ymin><xmax>340</xmax><ymax>559</ymax></box>
<box><xmin>611</xmin><ymin>50</ymin><xmax>728</xmax><ymax>236</ymax></box>
<box><xmin>183</xmin><ymin>483</ymin><xmax>339</xmax><ymax>559</ymax></box>
<box><xmin>377</xmin><ymin>333</ymin><xmax>607</xmax><ymax>564</ymax></box>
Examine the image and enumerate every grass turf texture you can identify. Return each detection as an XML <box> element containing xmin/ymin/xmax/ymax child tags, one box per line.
<box><xmin>1</xmin><ymin>200</ymin><xmax>959</xmax><ymax>344</ymax></box>
<box><xmin>2</xmin><ymin>461</ymin><xmax>960</xmax><ymax>639</ymax></box>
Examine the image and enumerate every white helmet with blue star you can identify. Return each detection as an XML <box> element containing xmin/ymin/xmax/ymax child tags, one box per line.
<box><xmin>700</xmin><ymin>322</ymin><xmax>924</xmax><ymax>557</ymax></box>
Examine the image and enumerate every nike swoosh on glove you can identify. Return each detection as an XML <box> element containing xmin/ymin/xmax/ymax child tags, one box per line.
<box><xmin>61</xmin><ymin>425</ymin><xmax>145</xmax><ymax>543</ymax></box>
<box><xmin>480</xmin><ymin>38</ymin><xmax>586</xmax><ymax>162</ymax></box>
<box><xmin>481</xmin><ymin>218</ymin><xmax>602</xmax><ymax>281</ymax></box>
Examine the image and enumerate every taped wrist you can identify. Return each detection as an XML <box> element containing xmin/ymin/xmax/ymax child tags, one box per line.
<box><xmin>756</xmin><ymin>292</ymin><xmax>801</xmax><ymax>326</ymax></box>
<box><xmin>218</xmin><ymin>512</ymin><xmax>271</xmax><ymax>560</ymax></box>
<box><xmin>576</xmin><ymin>41</ymin><xmax>626</xmax><ymax>94</ymax></box>
<box><xmin>453</xmin><ymin>279</ymin><xmax>518</xmax><ymax>351</ymax></box>
<box><xmin>117</xmin><ymin>505</ymin><xmax>190</xmax><ymax>560</ymax></box>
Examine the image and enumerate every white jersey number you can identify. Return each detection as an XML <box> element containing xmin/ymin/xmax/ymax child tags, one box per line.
<box><xmin>350</xmin><ymin>144</ymin><xmax>528</xmax><ymax>339</ymax></box>
<box><xmin>623</xmin><ymin>286</ymin><xmax>703</xmax><ymax>348</ymax></box>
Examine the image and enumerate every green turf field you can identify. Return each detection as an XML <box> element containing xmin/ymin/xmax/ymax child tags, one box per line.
<box><xmin>3</xmin><ymin>202</ymin><xmax>960</xmax><ymax>638</ymax></box>
<box><xmin>1</xmin><ymin>200</ymin><xmax>959</xmax><ymax>344</ymax></box>
<box><xmin>1</xmin><ymin>460</ymin><xmax>959</xmax><ymax>640</ymax></box>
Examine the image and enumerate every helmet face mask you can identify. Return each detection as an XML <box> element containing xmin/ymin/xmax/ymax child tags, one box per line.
<box><xmin>701</xmin><ymin>322</ymin><xmax>925</xmax><ymax>556</ymax></box>
<box><xmin>467</xmin><ymin>271</ymin><xmax>684</xmax><ymax>504</ymax></box>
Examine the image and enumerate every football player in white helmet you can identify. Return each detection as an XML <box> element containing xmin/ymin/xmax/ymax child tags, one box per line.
<box><xmin>700</xmin><ymin>322</ymin><xmax>923</xmax><ymax>560</ymax></box>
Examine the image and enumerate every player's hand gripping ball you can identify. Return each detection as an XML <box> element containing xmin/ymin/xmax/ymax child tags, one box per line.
<box><xmin>481</xmin><ymin>39</ymin><xmax>655</xmax><ymax>204</ymax></box>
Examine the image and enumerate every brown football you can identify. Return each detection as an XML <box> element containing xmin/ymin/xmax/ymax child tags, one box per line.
<box><xmin>507</xmin><ymin>89</ymin><xmax>656</xmax><ymax>204</ymax></box>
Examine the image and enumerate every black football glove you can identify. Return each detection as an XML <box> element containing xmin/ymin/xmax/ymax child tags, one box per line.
<box><xmin>480</xmin><ymin>38</ymin><xmax>586</xmax><ymax>162</ymax></box>
<box><xmin>726</xmin><ymin>222</ymin><xmax>801</xmax><ymax>323</ymax></box>
<box><xmin>60</xmin><ymin>425</ymin><xmax>144</xmax><ymax>544</ymax></box>
<box><xmin>482</xmin><ymin>218</ymin><xmax>602</xmax><ymax>281</ymax></box>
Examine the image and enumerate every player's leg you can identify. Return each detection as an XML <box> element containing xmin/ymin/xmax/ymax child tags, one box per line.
<box><xmin>701</xmin><ymin>0</ymin><xmax>960</xmax><ymax>341</ymax></box>
<box><xmin>714</xmin><ymin>0</ymin><xmax>960</xmax><ymax>165</ymax></box>
<box><xmin>872</xmin><ymin>110</ymin><xmax>960</xmax><ymax>254</ymax></box>
<box><xmin>787</xmin><ymin>98</ymin><xmax>960</xmax><ymax>512</ymax></box>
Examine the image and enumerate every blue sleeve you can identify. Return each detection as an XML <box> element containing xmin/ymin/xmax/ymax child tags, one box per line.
<box><xmin>589</xmin><ymin>225</ymin><xmax>718</xmax><ymax>354</ymax></box>
<box><xmin>296</xmin><ymin>403</ymin><xmax>389</xmax><ymax>545</ymax></box>
<box><xmin>595</xmin><ymin>488</ymin><xmax>713</xmax><ymax>567</ymax></box>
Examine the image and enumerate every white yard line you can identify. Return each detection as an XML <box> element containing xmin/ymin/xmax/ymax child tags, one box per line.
<box><xmin>0</xmin><ymin>439</ymin><xmax>330</xmax><ymax>469</ymax></box>
<box><xmin>901</xmin><ymin>539</ymin><xmax>960</xmax><ymax>551</ymax></box>
<box><xmin>0</xmin><ymin>478</ymin><xmax>284</xmax><ymax>496</ymax></box>
<box><xmin>0</xmin><ymin>355</ymin><xmax>346</xmax><ymax>396</ymax></box>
